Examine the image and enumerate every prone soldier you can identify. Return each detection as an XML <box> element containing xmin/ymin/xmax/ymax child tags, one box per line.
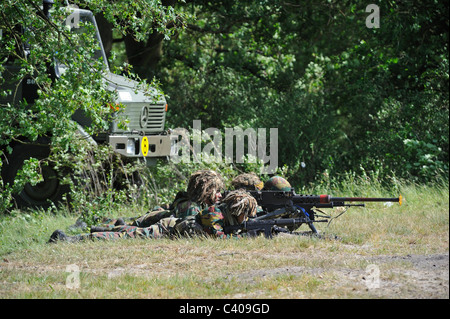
<box><xmin>48</xmin><ymin>169</ymin><xmax>224</xmax><ymax>242</ymax></box>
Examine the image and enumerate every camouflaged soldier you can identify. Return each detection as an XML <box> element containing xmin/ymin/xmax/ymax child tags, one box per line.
<box><xmin>184</xmin><ymin>169</ymin><xmax>224</xmax><ymax>211</ymax></box>
<box><xmin>49</xmin><ymin>210</ymin><xmax>204</xmax><ymax>243</ymax></box>
<box><xmin>135</xmin><ymin>169</ymin><xmax>224</xmax><ymax>224</ymax></box>
<box><xmin>196</xmin><ymin>189</ymin><xmax>257</xmax><ymax>239</ymax></box>
<box><xmin>89</xmin><ymin>169</ymin><xmax>224</xmax><ymax>229</ymax></box>
<box><xmin>48</xmin><ymin>169</ymin><xmax>224</xmax><ymax>242</ymax></box>
<box><xmin>129</xmin><ymin>169</ymin><xmax>224</xmax><ymax>220</ymax></box>
<box><xmin>231</xmin><ymin>173</ymin><xmax>264</xmax><ymax>191</ymax></box>
<box><xmin>120</xmin><ymin>169</ymin><xmax>226</xmax><ymax>239</ymax></box>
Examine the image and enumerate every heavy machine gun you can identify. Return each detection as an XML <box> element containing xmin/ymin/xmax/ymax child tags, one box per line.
<box><xmin>228</xmin><ymin>189</ymin><xmax>402</xmax><ymax>237</ymax></box>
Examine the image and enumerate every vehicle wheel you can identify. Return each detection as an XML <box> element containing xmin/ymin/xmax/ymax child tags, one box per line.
<box><xmin>2</xmin><ymin>139</ymin><xmax>70</xmax><ymax>209</ymax></box>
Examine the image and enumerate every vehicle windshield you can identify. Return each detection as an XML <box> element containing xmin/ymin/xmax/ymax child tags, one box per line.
<box><xmin>56</xmin><ymin>9</ymin><xmax>108</xmax><ymax>76</ymax></box>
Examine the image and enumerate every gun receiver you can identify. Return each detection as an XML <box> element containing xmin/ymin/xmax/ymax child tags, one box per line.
<box><xmin>224</xmin><ymin>217</ymin><xmax>313</xmax><ymax>239</ymax></box>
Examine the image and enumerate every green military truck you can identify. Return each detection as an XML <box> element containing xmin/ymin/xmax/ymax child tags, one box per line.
<box><xmin>1</xmin><ymin>1</ymin><xmax>176</xmax><ymax>208</ymax></box>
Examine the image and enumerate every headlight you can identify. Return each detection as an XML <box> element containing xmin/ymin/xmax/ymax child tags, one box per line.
<box><xmin>126</xmin><ymin>139</ymin><xmax>136</xmax><ymax>155</ymax></box>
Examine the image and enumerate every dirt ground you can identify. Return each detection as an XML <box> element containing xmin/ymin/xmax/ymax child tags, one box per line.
<box><xmin>235</xmin><ymin>252</ymin><xmax>449</xmax><ymax>298</ymax></box>
<box><xmin>365</xmin><ymin>253</ymin><xmax>449</xmax><ymax>298</ymax></box>
<box><xmin>0</xmin><ymin>245</ymin><xmax>448</xmax><ymax>298</ymax></box>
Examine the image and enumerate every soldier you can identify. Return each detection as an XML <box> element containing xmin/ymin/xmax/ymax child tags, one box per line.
<box><xmin>196</xmin><ymin>189</ymin><xmax>257</xmax><ymax>239</ymax></box>
<box><xmin>172</xmin><ymin>169</ymin><xmax>224</xmax><ymax>218</ymax></box>
<box><xmin>48</xmin><ymin>169</ymin><xmax>224</xmax><ymax>243</ymax></box>
<box><xmin>126</xmin><ymin>169</ymin><xmax>224</xmax><ymax>229</ymax></box>
<box><xmin>230</xmin><ymin>172</ymin><xmax>265</xmax><ymax>216</ymax></box>
<box><xmin>87</xmin><ymin>169</ymin><xmax>224</xmax><ymax>230</ymax></box>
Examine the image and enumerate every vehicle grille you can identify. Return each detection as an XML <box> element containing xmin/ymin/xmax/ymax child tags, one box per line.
<box><xmin>113</xmin><ymin>103</ymin><xmax>166</xmax><ymax>133</ymax></box>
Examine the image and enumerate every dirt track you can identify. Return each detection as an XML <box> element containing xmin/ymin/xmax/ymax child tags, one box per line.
<box><xmin>364</xmin><ymin>253</ymin><xmax>449</xmax><ymax>298</ymax></box>
<box><xmin>235</xmin><ymin>252</ymin><xmax>449</xmax><ymax>298</ymax></box>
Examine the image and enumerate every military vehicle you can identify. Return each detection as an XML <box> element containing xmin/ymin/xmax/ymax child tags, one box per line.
<box><xmin>0</xmin><ymin>0</ymin><xmax>176</xmax><ymax>207</ymax></box>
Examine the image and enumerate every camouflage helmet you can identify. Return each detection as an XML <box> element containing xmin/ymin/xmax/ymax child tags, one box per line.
<box><xmin>231</xmin><ymin>173</ymin><xmax>264</xmax><ymax>191</ymax></box>
<box><xmin>187</xmin><ymin>170</ymin><xmax>224</xmax><ymax>205</ymax></box>
<box><xmin>221</xmin><ymin>189</ymin><xmax>257</xmax><ymax>218</ymax></box>
<box><xmin>263</xmin><ymin>176</ymin><xmax>292</xmax><ymax>191</ymax></box>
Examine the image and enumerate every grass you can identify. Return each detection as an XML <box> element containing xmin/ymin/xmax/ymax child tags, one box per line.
<box><xmin>0</xmin><ymin>181</ymin><xmax>448</xmax><ymax>299</ymax></box>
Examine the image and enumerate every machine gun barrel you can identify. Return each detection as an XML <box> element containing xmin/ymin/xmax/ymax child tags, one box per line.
<box><xmin>295</xmin><ymin>194</ymin><xmax>402</xmax><ymax>205</ymax></box>
<box><xmin>244</xmin><ymin>190</ymin><xmax>402</xmax><ymax>207</ymax></box>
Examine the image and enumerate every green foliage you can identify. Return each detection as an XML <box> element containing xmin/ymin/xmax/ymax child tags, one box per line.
<box><xmin>84</xmin><ymin>0</ymin><xmax>185</xmax><ymax>41</ymax></box>
<box><xmin>403</xmin><ymin>139</ymin><xmax>448</xmax><ymax>181</ymax></box>
<box><xmin>0</xmin><ymin>0</ymin><xmax>183</xmax><ymax>211</ymax></box>
<box><xmin>1</xmin><ymin>0</ymin><xmax>448</xmax><ymax>213</ymax></box>
<box><xmin>158</xmin><ymin>0</ymin><xmax>449</xmax><ymax>186</ymax></box>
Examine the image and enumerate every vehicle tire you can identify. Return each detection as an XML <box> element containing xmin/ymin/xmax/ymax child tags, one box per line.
<box><xmin>2</xmin><ymin>139</ymin><xmax>70</xmax><ymax>209</ymax></box>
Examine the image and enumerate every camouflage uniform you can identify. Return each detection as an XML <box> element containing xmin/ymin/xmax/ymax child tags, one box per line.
<box><xmin>170</xmin><ymin>191</ymin><xmax>204</xmax><ymax>219</ymax></box>
<box><xmin>84</xmin><ymin>191</ymin><xmax>207</xmax><ymax>241</ymax></box>
<box><xmin>196</xmin><ymin>189</ymin><xmax>257</xmax><ymax>239</ymax></box>
<box><xmin>87</xmin><ymin>217</ymin><xmax>179</xmax><ymax>240</ymax></box>
<box><xmin>196</xmin><ymin>205</ymin><xmax>241</xmax><ymax>238</ymax></box>
<box><xmin>91</xmin><ymin>206</ymin><xmax>171</xmax><ymax>231</ymax></box>
<box><xmin>49</xmin><ymin>216</ymin><xmax>180</xmax><ymax>242</ymax></box>
<box><xmin>48</xmin><ymin>169</ymin><xmax>224</xmax><ymax>243</ymax></box>
<box><xmin>93</xmin><ymin>191</ymin><xmax>205</xmax><ymax>232</ymax></box>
